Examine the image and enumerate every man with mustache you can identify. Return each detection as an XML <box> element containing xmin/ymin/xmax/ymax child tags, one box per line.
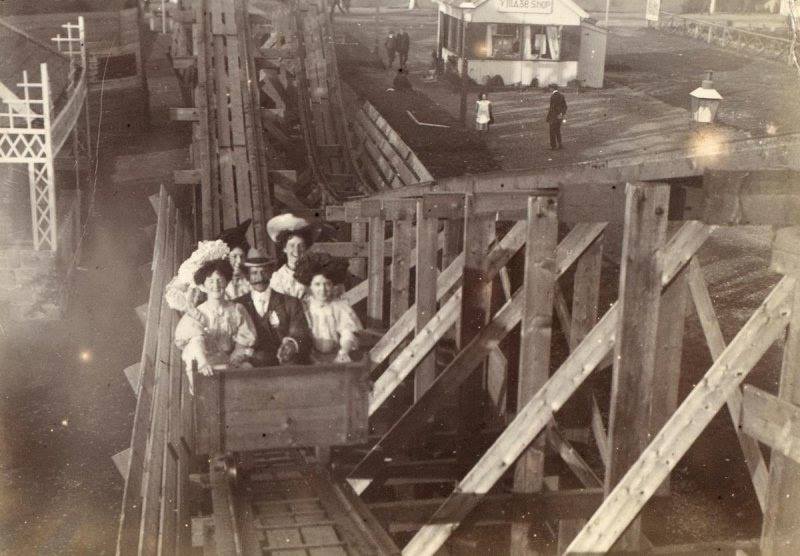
<box><xmin>235</xmin><ymin>247</ymin><xmax>311</xmax><ymax>366</ymax></box>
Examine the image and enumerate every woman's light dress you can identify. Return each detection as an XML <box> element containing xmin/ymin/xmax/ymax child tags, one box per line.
<box><xmin>303</xmin><ymin>298</ymin><xmax>363</xmax><ymax>363</ymax></box>
<box><xmin>269</xmin><ymin>264</ymin><xmax>307</xmax><ymax>299</ymax></box>
<box><xmin>475</xmin><ymin>99</ymin><xmax>491</xmax><ymax>131</ymax></box>
<box><xmin>174</xmin><ymin>300</ymin><xmax>257</xmax><ymax>374</ymax></box>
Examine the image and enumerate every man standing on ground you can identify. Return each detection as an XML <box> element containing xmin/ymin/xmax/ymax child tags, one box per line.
<box><xmin>385</xmin><ymin>31</ymin><xmax>397</xmax><ymax>69</ymax></box>
<box><xmin>396</xmin><ymin>28</ymin><xmax>410</xmax><ymax>68</ymax></box>
<box><xmin>546</xmin><ymin>85</ymin><xmax>567</xmax><ymax>150</ymax></box>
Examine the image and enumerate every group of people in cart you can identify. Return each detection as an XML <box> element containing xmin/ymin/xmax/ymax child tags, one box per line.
<box><xmin>164</xmin><ymin>214</ymin><xmax>364</xmax><ymax>388</ymax></box>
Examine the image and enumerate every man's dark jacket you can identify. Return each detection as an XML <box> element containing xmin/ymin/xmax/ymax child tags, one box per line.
<box><xmin>546</xmin><ymin>90</ymin><xmax>567</xmax><ymax>123</ymax></box>
<box><xmin>235</xmin><ymin>289</ymin><xmax>311</xmax><ymax>365</ymax></box>
<box><xmin>396</xmin><ymin>32</ymin><xmax>410</xmax><ymax>54</ymax></box>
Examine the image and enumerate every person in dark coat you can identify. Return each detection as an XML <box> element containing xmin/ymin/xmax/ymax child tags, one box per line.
<box><xmin>385</xmin><ymin>31</ymin><xmax>397</xmax><ymax>68</ymax></box>
<box><xmin>546</xmin><ymin>85</ymin><xmax>568</xmax><ymax>150</ymax></box>
<box><xmin>235</xmin><ymin>248</ymin><xmax>312</xmax><ymax>366</ymax></box>
<box><xmin>396</xmin><ymin>28</ymin><xmax>410</xmax><ymax>68</ymax></box>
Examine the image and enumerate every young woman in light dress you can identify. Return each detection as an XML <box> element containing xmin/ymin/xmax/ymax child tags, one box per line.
<box><xmin>266</xmin><ymin>213</ymin><xmax>319</xmax><ymax>299</ymax></box>
<box><xmin>174</xmin><ymin>258</ymin><xmax>257</xmax><ymax>389</ymax></box>
<box><xmin>294</xmin><ymin>253</ymin><xmax>363</xmax><ymax>363</ymax></box>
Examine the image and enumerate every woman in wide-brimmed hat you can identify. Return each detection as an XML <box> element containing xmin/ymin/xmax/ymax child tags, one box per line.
<box><xmin>294</xmin><ymin>252</ymin><xmax>363</xmax><ymax>363</ymax></box>
<box><xmin>266</xmin><ymin>213</ymin><xmax>320</xmax><ymax>299</ymax></box>
<box><xmin>171</xmin><ymin>253</ymin><xmax>257</xmax><ymax>392</ymax></box>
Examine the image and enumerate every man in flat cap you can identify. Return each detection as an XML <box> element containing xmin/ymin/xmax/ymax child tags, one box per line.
<box><xmin>235</xmin><ymin>247</ymin><xmax>311</xmax><ymax>366</ymax></box>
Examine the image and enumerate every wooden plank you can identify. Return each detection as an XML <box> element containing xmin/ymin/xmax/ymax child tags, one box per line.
<box><xmin>761</xmin><ymin>255</ymin><xmax>800</xmax><ymax>554</ymax></box>
<box><xmin>349</xmin><ymin>223</ymin><xmax>366</xmax><ymax>279</ymax></box>
<box><xmin>567</xmin><ymin>276</ymin><xmax>795</xmax><ymax>553</ymax></box>
<box><xmin>309</xmin><ymin>242</ymin><xmax>369</xmax><ymax>258</ymax></box>
<box><xmin>210</xmin><ymin>459</ymin><xmax>239</xmax><ymax>556</ymax></box>
<box><xmin>194</xmin><ymin>375</ymin><xmax>222</xmax><ymax>456</ymax></box>
<box><xmin>604</xmin><ymin>182</ymin><xmax>670</xmax><ymax>550</ymax></box>
<box><xmin>138</xmin><ymin>206</ymin><xmax>178</xmax><ymax>555</ymax></box>
<box><xmin>511</xmin><ymin>196</ymin><xmax>558</xmax><ymax>554</ymax></box>
<box><xmin>570</xmin><ymin>235</ymin><xmax>603</xmax><ymax>350</ymax></box>
<box><xmin>224</xmin><ymin>36</ymin><xmax>247</xmax><ymax>147</ymax></box>
<box><xmin>414</xmin><ymin>200</ymin><xmax>439</xmax><ymax>401</ymax></box>
<box><xmin>390</xmin><ymin>219</ymin><xmax>413</xmax><ymax>325</ymax></box>
<box><xmin>686</xmin><ymin>257</ymin><xmax>768</xmax><ymax>511</ymax></box>
<box><xmin>232</xmin><ymin>148</ymin><xmax>254</xmax><ymax>233</ymax></box>
<box><xmin>547</xmin><ymin>422</ymin><xmax>602</xmax><ymax>489</ymax></box>
<box><xmin>743</xmin><ymin>385</ymin><xmax>800</xmax><ymax>465</ymax></box>
<box><xmin>591</xmin><ymin>393</ymin><xmax>609</xmax><ymax>468</ymax></box>
<box><xmin>458</xmin><ymin>195</ymin><xmax>495</xmax><ymax>464</ymax></box>
<box><xmin>486</xmin><ymin>348</ymin><xmax>508</xmax><ymax>423</ymax></box>
<box><xmin>112</xmin><ymin>447</ymin><xmax>132</xmax><ymax>478</ymax></box>
<box><xmin>116</xmin><ymin>189</ymin><xmax>169</xmax><ymax>553</ymax></box>
<box><xmin>400</xmin><ymin>219</ymin><xmax>711</xmax><ymax>556</ymax></box>
<box><xmin>213</xmin><ymin>35</ymin><xmax>232</xmax><ymax>148</ymax></box>
<box><xmin>650</xmin><ymin>260</ymin><xmax>689</xmax><ymax>497</ymax></box>
<box><xmin>367</xmin><ymin>216</ymin><xmax>385</xmax><ymax>328</ymax></box>
<box><xmin>218</xmin><ymin>150</ymin><xmax>238</xmax><ymax>229</ymax></box>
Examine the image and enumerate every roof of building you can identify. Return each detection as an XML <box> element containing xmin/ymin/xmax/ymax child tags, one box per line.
<box><xmin>0</xmin><ymin>20</ymin><xmax>71</xmax><ymax>112</ymax></box>
<box><xmin>436</xmin><ymin>0</ymin><xmax>589</xmax><ymax>19</ymax></box>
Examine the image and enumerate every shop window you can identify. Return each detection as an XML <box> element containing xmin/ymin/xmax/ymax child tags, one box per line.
<box><xmin>529</xmin><ymin>25</ymin><xmax>562</xmax><ymax>60</ymax></box>
<box><xmin>490</xmin><ymin>24</ymin><xmax>520</xmax><ymax>59</ymax></box>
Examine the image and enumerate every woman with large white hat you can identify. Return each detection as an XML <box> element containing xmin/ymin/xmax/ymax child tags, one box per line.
<box><xmin>266</xmin><ymin>213</ymin><xmax>319</xmax><ymax>299</ymax></box>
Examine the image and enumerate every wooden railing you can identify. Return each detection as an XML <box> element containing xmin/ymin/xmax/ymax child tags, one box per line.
<box><xmin>659</xmin><ymin>12</ymin><xmax>794</xmax><ymax>64</ymax></box>
<box><xmin>116</xmin><ymin>187</ymin><xmax>194</xmax><ymax>556</ymax></box>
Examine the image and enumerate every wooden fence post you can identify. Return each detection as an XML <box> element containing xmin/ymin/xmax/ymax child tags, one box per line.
<box><xmin>457</xmin><ymin>195</ymin><xmax>495</xmax><ymax>467</ymax></box>
<box><xmin>414</xmin><ymin>199</ymin><xmax>439</xmax><ymax>400</ymax></box>
<box><xmin>349</xmin><ymin>222</ymin><xmax>367</xmax><ymax>279</ymax></box>
<box><xmin>511</xmin><ymin>196</ymin><xmax>558</xmax><ymax>555</ymax></box>
<box><xmin>604</xmin><ymin>182</ymin><xmax>670</xmax><ymax>550</ymax></box>
<box><xmin>762</xmin><ymin>226</ymin><xmax>800</xmax><ymax>554</ymax></box>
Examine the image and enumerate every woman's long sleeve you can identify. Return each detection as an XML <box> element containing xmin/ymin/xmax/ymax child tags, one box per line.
<box><xmin>175</xmin><ymin>312</ymin><xmax>208</xmax><ymax>372</ymax></box>
<box><xmin>334</xmin><ymin>301</ymin><xmax>363</xmax><ymax>350</ymax></box>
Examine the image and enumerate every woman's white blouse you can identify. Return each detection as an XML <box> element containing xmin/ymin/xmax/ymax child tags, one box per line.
<box><xmin>304</xmin><ymin>298</ymin><xmax>363</xmax><ymax>354</ymax></box>
<box><xmin>269</xmin><ymin>264</ymin><xmax>307</xmax><ymax>299</ymax></box>
<box><xmin>174</xmin><ymin>300</ymin><xmax>256</xmax><ymax>371</ymax></box>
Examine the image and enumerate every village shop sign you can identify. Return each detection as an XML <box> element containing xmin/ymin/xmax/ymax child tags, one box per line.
<box><xmin>496</xmin><ymin>0</ymin><xmax>554</xmax><ymax>14</ymax></box>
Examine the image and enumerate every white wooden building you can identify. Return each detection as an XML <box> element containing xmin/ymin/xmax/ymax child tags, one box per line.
<box><xmin>434</xmin><ymin>0</ymin><xmax>607</xmax><ymax>88</ymax></box>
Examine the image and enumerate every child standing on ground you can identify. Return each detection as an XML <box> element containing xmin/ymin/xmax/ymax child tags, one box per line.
<box><xmin>475</xmin><ymin>92</ymin><xmax>493</xmax><ymax>132</ymax></box>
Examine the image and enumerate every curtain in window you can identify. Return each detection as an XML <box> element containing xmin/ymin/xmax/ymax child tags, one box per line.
<box><xmin>546</xmin><ymin>26</ymin><xmax>562</xmax><ymax>60</ymax></box>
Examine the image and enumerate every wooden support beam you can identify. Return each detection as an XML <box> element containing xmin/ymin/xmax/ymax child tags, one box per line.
<box><xmin>353</xmin><ymin>223</ymin><xmax>608</xmax><ymax>497</ymax></box>
<box><xmin>390</xmin><ymin>220</ymin><xmax>413</xmax><ymax>325</ymax></box>
<box><xmin>400</xmin><ymin>219</ymin><xmax>710</xmax><ymax>556</ymax></box>
<box><xmin>458</xmin><ymin>195</ymin><xmax>495</xmax><ymax>466</ymax></box>
<box><xmin>169</xmin><ymin>107</ymin><xmax>200</xmax><ymax>121</ymax></box>
<box><xmin>743</xmin><ymin>385</ymin><xmax>800</xmax><ymax>465</ymax></box>
<box><xmin>567</xmin><ymin>277</ymin><xmax>795</xmax><ymax>553</ymax></box>
<box><xmin>686</xmin><ymin>257</ymin><xmax>768</xmax><ymax>510</ymax></box>
<box><xmin>414</xmin><ymin>200</ymin><xmax>439</xmax><ymax>401</ymax></box>
<box><xmin>309</xmin><ymin>241</ymin><xmax>368</xmax><ymax>258</ymax></box>
<box><xmin>559</xmin><ymin>230</ymin><xmax>603</xmax><ymax>552</ymax></box>
<box><xmin>761</xmin><ymin>237</ymin><xmax>800</xmax><ymax>554</ymax></box>
<box><xmin>367</xmin><ymin>216</ymin><xmax>386</xmax><ymax>329</ymax></box>
<box><xmin>512</xmin><ymin>196</ymin><xmax>558</xmax><ymax>554</ymax></box>
<box><xmin>604</xmin><ymin>182</ymin><xmax>670</xmax><ymax>550</ymax></box>
<box><xmin>772</xmin><ymin>226</ymin><xmax>800</xmax><ymax>276</ymax></box>
<box><xmin>650</xmin><ymin>251</ymin><xmax>689</xmax><ymax>496</ymax></box>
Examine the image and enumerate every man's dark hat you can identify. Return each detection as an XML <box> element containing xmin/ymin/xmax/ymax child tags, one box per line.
<box><xmin>217</xmin><ymin>219</ymin><xmax>252</xmax><ymax>251</ymax></box>
<box><xmin>243</xmin><ymin>247</ymin><xmax>278</xmax><ymax>268</ymax></box>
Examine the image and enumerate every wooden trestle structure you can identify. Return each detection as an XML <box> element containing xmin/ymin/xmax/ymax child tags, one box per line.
<box><xmin>117</xmin><ymin>1</ymin><xmax>800</xmax><ymax>555</ymax></box>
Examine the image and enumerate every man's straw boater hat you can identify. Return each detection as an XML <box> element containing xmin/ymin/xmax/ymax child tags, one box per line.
<box><xmin>243</xmin><ymin>247</ymin><xmax>277</xmax><ymax>269</ymax></box>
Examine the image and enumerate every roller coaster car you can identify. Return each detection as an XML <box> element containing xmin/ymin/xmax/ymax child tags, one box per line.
<box><xmin>193</xmin><ymin>360</ymin><xmax>370</xmax><ymax>457</ymax></box>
